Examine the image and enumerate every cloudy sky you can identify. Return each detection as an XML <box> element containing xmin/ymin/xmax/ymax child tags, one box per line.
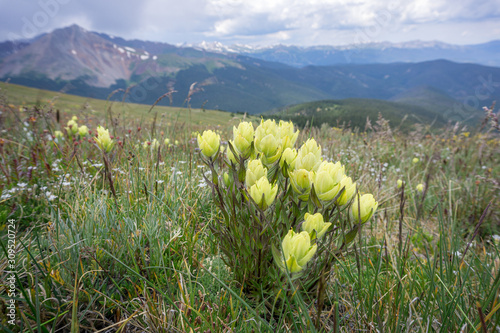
<box><xmin>1</xmin><ymin>0</ymin><xmax>499</xmax><ymax>46</ymax></box>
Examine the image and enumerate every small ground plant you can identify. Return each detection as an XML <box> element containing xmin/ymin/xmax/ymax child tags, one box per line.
<box><xmin>197</xmin><ymin>120</ymin><xmax>378</xmax><ymax>317</ymax></box>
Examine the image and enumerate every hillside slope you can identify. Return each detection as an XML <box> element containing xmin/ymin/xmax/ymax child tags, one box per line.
<box><xmin>266</xmin><ymin>97</ymin><xmax>477</xmax><ymax>131</ymax></box>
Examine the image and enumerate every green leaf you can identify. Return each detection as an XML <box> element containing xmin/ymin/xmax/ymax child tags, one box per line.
<box><xmin>268</xmin><ymin>160</ymin><xmax>281</xmax><ymax>183</ymax></box>
<box><xmin>309</xmin><ymin>184</ymin><xmax>322</xmax><ymax>209</ymax></box>
<box><xmin>292</xmin><ymin>201</ymin><xmax>300</xmax><ymax>222</ymax></box>
<box><xmin>237</xmin><ymin>163</ymin><xmax>246</xmax><ymax>183</ymax></box>
<box><xmin>70</xmin><ymin>269</ymin><xmax>80</xmax><ymax>333</ymax></box>
<box><xmin>344</xmin><ymin>225</ymin><xmax>359</xmax><ymax>246</ymax></box>
<box><xmin>271</xmin><ymin>245</ymin><xmax>285</xmax><ymax>271</ymax></box>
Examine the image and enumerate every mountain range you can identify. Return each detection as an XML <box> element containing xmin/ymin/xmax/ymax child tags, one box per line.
<box><xmin>186</xmin><ymin>40</ymin><xmax>500</xmax><ymax>68</ymax></box>
<box><xmin>0</xmin><ymin>24</ymin><xmax>498</xmax><ymax>125</ymax></box>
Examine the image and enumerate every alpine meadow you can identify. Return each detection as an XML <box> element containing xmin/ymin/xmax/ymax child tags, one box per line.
<box><xmin>0</xmin><ymin>79</ymin><xmax>499</xmax><ymax>332</ymax></box>
<box><xmin>0</xmin><ymin>19</ymin><xmax>500</xmax><ymax>333</ymax></box>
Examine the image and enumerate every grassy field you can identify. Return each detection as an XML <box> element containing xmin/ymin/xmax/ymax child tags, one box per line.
<box><xmin>0</xmin><ymin>83</ymin><xmax>499</xmax><ymax>332</ymax></box>
<box><xmin>0</xmin><ymin>81</ymin><xmax>254</xmax><ymax>129</ymax></box>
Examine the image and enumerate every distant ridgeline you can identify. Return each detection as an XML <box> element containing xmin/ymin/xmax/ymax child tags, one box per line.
<box><xmin>0</xmin><ymin>25</ymin><xmax>497</xmax><ymax>126</ymax></box>
<box><xmin>263</xmin><ymin>97</ymin><xmax>484</xmax><ymax>132</ymax></box>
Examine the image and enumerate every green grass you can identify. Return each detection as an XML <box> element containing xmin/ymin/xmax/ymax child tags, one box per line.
<box><xmin>0</xmin><ymin>81</ymin><xmax>255</xmax><ymax>128</ymax></box>
<box><xmin>0</xmin><ymin>83</ymin><xmax>499</xmax><ymax>332</ymax></box>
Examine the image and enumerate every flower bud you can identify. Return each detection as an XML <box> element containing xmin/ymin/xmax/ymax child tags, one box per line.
<box><xmin>66</xmin><ymin>119</ymin><xmax>79</xmax><ymax>136</ymax></box>
<box><xmin>301</xmin><ymin>213</ymin><xmax>332</xmax><ymax>240</ymax></box>
<box><xmin>318</xmin><ymin>161</ymin><xmax>344</xmax><ymax>184</ymax></box>
<box><xmin>314</xmin><ymin>161</ymin><xmax>345</xmax><ymax>201</ymax></box>
<box><xmin>289</xmin><ymin>169</ymin><xmax>314</xmax><ymax>201</ymax></box>
<box><xmin>197</xmin><ymin>130</ymin><xmax>220</xmax><ymax>159</ymax></box>
<box><xmin>295</xmin><ymin>138</ymin><xmax>322</xmax><ymax>172</ymax></box>
<box><xmin>336</xmin><ymin>176</ymin><xmax>356</xmax><ymax>206</ymax></box>
<box><xmin>397</xmin><ymin>179</ymin><xmax>403</xmax><ymax>189</ymax></box>
<box><xmin>351</xmin><ymin>193</ymin><xmax>378</xmax><ymax>223</ymax></box>
<box><xmin>492</xmin><ymin>234</ymin><xmax>500</xmax><ymax>245</ymax></box>
<box><xmin>245</xmin><ymin>159</ymin><xmax>267</xmax><ymax>188</ymax></box>
<box><xmin>223</xmin><ymin>172</ymin><xmax>232</xmax><ymax>188</ymax></box>
<box><xmin>313</xmin><ymin>170</ymin><xmax>339</xmax><ymax>201</ymax></box>
<box><xmin>164</xmin><ymin>138</ymin><xmax>170</xmax><ymax>146</ymax></box>
<box><xmin>151</xmin><ymin>138</ymin><xmax>160</xmax><ymax>151</ymax></box>
<box><xmin>95</xmin><ymin>126</ymin><xmax>114</xmax><ymax>153</ymax></box>
<box><xmin>412</xmin><ymin>157</ymin><xmax>419</xmax><ymax>164</ymax></box>
<box><xmin>279</xmin><ymin>229</ymin><xmax>317</xmax><ymax>273</ymax></box>
<box><xmin>279</xmin><ymin>120</ymin><xmax>299</xmax><ymax>150</ymax></box>
<box><xmin>78</xmin><ymin>125</ymin><xmax>89</xmax><ymax>137</ymax></box>
<box><xmin>54</xmin><ymin>130</ymin><xmax>63</xmax><ymax>140</ymax></box>
<box><xmin>254</xmin><ymin>119</ymin><xmax>282</xmax><ymax>165</ymax></box>
<box><xmin>279</xmin><ymin>147</ymin><xmax>297</xmax><ymax>172</ymax></box>
<box><xmin>233</xmin><ymin>122</ymin><xmax>254</xmax><ymax>157</ymax></box>
<box><xmin>249</xmin><ymin>176</ymin><xmax>278</xmax><ymax>209</ymax></box>
<box><xmin>416</xmin><ymin>183</ymin><xmax>424</xmax><ymax>193</ymax></box>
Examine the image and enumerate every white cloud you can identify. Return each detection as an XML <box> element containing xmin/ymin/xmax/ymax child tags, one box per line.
<box><xmin>0</xmin><ymin>0</ymin><xmax>498</xmax><ymax>45</ymax></box>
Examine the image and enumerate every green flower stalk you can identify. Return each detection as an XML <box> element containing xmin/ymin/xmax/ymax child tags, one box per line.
<box><xmin>94</xmin><ymin>124</ymin><xmax>117</xmax><ymax>200</ymax></box>
<box><xmin>95</xmin><ymin>126</ymin><xmax>114</xmax><ymax>153</ymax></box>
<box><xmin>254</xmin><ymin>119</ymin><xmax>282</xmax><ymax>165</ymax></box>
<box><xmin>335</xmin><ymin>176</ymin><xmax>356</xmax><ymax>206</ymax></box>
<box><xmin>295</xmin><ymin>138</ymin><xmax>322</xmax><ymax>172</ymax></box>
<box><xmin>245</xmin><ymin>159</ymin><xmax>268</xmax><ymax>188</ymax></box>
<box><xmin>301</xmin><ymin>213</ymin><xmax>332</xmax><ymax>240</ymax></box>
<box><xmin>249</xmin><ymin>176</ymin><xmax>278</xmax><ymax>209</ymax></box>
<box><xmin>289</xmin><ymin>169</ymin><xmax>314</xmax><ymax>201</ymax></box>
<box><xmin>278</xmin><ymin>229</ymin><xmax>317</xmax><ymax>273</ymax></box>
<box><xmin>350</xmin><ymin>193</ymin><xmax>378</xmax><ymax>223</ymax></box>
<box><xmin>197</xmin><ymin>130</ymin><xmax>220</xmax><ymax>159</ymax></box>
<box><xmin>233</xmin><ymin>121</ymin><xmax>254</xmax><ymax>158</ymax></box>
<box><xmin>279</xmin><ymin>120</ymin><xmax>299</xmax><ymax>150</ymax></box>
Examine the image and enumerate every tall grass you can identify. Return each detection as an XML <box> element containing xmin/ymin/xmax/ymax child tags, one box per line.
<box><xmin>0</xmin><ymin>89</ymin><xmax>499</xmax><ymax>332</ymax></box>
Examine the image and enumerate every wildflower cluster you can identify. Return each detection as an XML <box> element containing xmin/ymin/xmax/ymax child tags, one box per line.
<box><xmin>95</xmin><ymin>125</ymin><xmax>114</xmax><ymax>153</ymax></box>
<box><xmin>60</xmin><ymin>116</ymin><xmax>89</xmax><ymax>139</ymax></box>
<box><xmin>198</xmin><ymin>119</ymin><xmax>378</xmax><ymax>299</ymax></box>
